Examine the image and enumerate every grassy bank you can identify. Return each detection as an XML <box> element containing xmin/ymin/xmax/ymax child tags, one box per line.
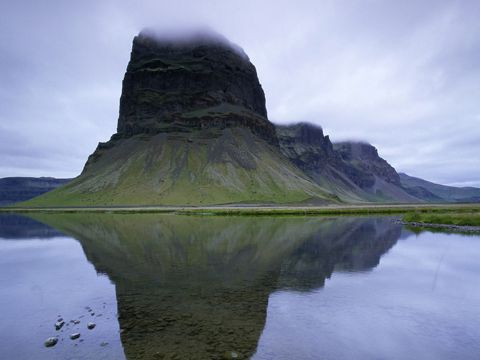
<box><xmin>403</xmin><ymin>211</ymin><xmax>480</xmax><ymax>227</ymax></box>
<box><xmin>1</xmin><ymin>203</ymin><xmax>479</xmax><ymax>217</ymax></box>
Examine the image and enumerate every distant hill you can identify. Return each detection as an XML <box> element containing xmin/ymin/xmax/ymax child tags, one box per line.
<box><xmin>0</xmin><ymin>177</ymin><xmax>71</xmax><ymax>206</ymax></box>
<box><xmin>399</xmin><ymin>173</ymin><xmax>480</xmax><ymax>203</ymax></box>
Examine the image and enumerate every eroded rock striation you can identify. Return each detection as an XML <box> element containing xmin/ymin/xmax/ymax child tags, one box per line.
<box><xmin>276</xmin><ymin>123</ymin><xmax>337</xmax><ymax>174</ymax></box>
<box><xmin>276</xmin><ymin>123</ymin><xmax>420</xmax><ymax>202</ymax></box>
<box><xmin>116</xmin><ymin>29</ymin><xmax>275</xmax><ymax>143</ymax></box>
<box><xmin>334</xmin><ymin>142</ymin><xmax>401</xmax><ymax>187</ymax></box>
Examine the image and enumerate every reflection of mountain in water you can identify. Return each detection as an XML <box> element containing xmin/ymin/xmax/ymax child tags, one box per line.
<box><xmin>0</xmin><ymin>214</ymin><xmax>64</xmax><ymax>239</ymax></box>
<box><xmin>32</xmin><ymin>214</ymin><xmax>402</xmax><ymax>360</ymax></box>
<box><xmin>277</xmin><ymin>217</ymin><xmax>402</xmax><ymax>290</ymax></box>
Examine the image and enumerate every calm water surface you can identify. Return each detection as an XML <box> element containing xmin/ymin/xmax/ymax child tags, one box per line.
<box><xmin>0</xmin><ymin>213</ymin><xmax>479</xmax><ymax>359</ymax></box>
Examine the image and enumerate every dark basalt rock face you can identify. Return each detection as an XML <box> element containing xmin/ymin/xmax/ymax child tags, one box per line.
<box><xmin>276</xmin><ymin>123</ymin><xmax>372</xmax><ymax>189</ymax></box>
<box><xmin>116</xmin><ymin>29</ymin><xmax>276</xmax><ymax>144</ymax></box>
<box><xmin>275</xmin><ymin>123</ymin><xmax>418</xmax><ymax>202</ymax></box>
<box><xmin>334</xmin><ymin>142</ymin><xmax>401</xmax><ymax>186</ymax></box>
<box><xmin>276</xmin><ymin>123</ymin><xmax>337</xmax><ymax>173</ymax></box>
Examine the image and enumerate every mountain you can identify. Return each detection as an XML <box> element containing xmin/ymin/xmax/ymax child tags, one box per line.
<box><xmin>333</xmin><ymin>141</ymin><xmax>420</xmax><ymax>202</ymax></box>
<box><xmin>276</xmin><ymin>123</ymin><xmax>420</xmax><ymax>202</ymax></box>
<box><xmin>399</xmin><ymin>173</ymin><xmax>480</xmax><ymax>203</ymax></box>
<box><xmin>276</xmin><ymin>123</ymin><xmax>363</xmax><ymax>202</ymax></box>
<box><xmin>0</xmin><ymin>177</ymin><xmax>71</xmax><ymax>206</ymax></box>
<box><xmin>24</xmin><ymin>29</ymin><xmax>336</xmax><ymax>206</ymax></box>
<box><xmin>18</xmin><ymin>30</ymin><xmax>478</xmax><ymax>207</ymax></box>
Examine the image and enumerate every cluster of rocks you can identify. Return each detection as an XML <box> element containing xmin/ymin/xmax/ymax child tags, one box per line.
<box><xmin>43</xmin><ymin>307</ymin><xmax>99</xmax><ymax>348</ymax></box>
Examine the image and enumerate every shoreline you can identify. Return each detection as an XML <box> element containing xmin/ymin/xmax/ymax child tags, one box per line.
<box><xmin>1</xmin><ymin>203</ymin><xmax>479</xmax><ymax>216</ymax></box>
<box><xmin>398</xmin><ymin>220</ymin><xmax>480</xmax><ymax>233</ymax></box>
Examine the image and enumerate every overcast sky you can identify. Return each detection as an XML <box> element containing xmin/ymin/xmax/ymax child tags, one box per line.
<box><xmin>1</xmin><ymin>0</ymin><xmax>479</xmax><ymax>186</ymax></box>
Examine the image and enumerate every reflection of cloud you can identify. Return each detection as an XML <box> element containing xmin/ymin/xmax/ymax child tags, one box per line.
<box><xmin>0</xmin><ymin>0</ymin><xmax>479</xmax><ymax>186</ymax></box>
<box><xmin>255</xmin><ymin>230</ymin><xmax>480</xmax><ymax>360</ymax></box>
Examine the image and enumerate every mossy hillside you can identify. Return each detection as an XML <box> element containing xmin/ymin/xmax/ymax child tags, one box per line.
<box><xmin>24</xmin><ymin>128</ymin><xmax>337</xmax><ymax>206</ymax></box>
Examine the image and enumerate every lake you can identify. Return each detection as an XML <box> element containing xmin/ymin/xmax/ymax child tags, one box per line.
<box><xmin>0</xmin><ymin>213</ymin><xmax>479</xmax><ymax>359</ymax></box>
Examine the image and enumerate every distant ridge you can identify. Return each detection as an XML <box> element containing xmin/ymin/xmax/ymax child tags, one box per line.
<box><xmin>399</xmin><ymin>173</ymin><xmax>480</xmax><ymax>203</ymax></box>
<box><xmin>0</xmin><ymin>177</ymin><xmax>71</xmax><ymax>206</ymax></box>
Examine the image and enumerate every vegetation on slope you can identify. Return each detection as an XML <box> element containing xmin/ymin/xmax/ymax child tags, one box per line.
<box><xmin>23</xmin><ymin>128</ymin><xmax>338</xmax><ymax>207</ymax></box>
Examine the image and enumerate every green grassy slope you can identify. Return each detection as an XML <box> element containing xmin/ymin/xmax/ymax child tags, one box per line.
<box><xmin>23</xmin><ymin>128</ymin><xmax>338</xmax><ymax>206</ymax></box>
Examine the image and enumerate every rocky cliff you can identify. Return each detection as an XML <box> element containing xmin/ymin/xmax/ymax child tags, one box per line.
<box><xmin>116</xmin><ymin>29</ymin><xmax>275</xmax><ymax>144</ymax></box>
<box><xmin>277</xmin><ymin>123</ymin><xmax>420</xmax><ymax>202</ymax></box>
<box><xmin>334</xmin><ymin>142</ymin><xmax>401</xmax><ymax>186</ymax></box>
<box><xmin>25</xmin><ymin>30</ymin><xmax>335</xmax><ymax>206</ymax></box>
<box><xmin>276</xmin><ymin>123</ymin><xmax>336</xmax><ymax>174</ymax></box>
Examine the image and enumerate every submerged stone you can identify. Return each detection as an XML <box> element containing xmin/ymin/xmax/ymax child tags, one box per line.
<box><xmin>55</xmin><ymin>320</ymin><xmax>65</xmax><ymax>330</ymax></box>
<box><xmin>224</xmin><ymin>350</ymin><xmax>239</xmax><ymax>359</ymax></box>
<box><xmin>44</xmin><ymin>337</ymin><xmax>58</xmax><ymax>348</ymax></box>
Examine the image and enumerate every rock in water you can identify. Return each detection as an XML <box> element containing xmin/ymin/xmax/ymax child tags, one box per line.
<box><xmin>224</xmin><ymin>350</ymin><xmax>239</xmax><ymax>359</ymax></box>
<box><xmin>70</xmin><ymin>333</ymin><xmax>81</xmax><ymax>340</ymax></box>
<box><xmin>55</xmin><ymin>320</ymin><xmax>65</xmax><ymax>330</ymax></box>
<box><xmin>87</xmin><ymin>322</ymin><xmax>96</xmax><ymax>330</ymax></box>
<box><xmin>44</xmin><ymin>337</ymin><xmax>58</xmax><ymax>348</ymax></box>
